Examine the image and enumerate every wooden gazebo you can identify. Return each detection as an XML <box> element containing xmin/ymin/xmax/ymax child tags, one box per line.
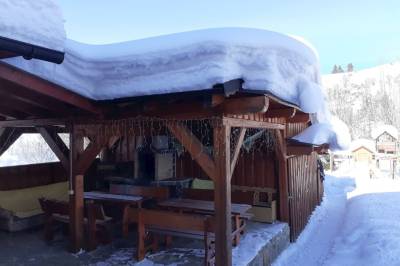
<box><xmin>0</xmin><ymin>52</ymin><xmax>325</xmax><ymax>264</ymax></box>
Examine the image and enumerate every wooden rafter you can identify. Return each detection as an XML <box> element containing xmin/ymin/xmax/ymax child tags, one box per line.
<box><xmin>288</xmin><ymin>113</ymin><xmax>310</xmax><ymax>123</ymax></box>
<box><xmin>76</xmin><ymin>139</ymin><xmax>106</xmax><ymax>174</ymax></box>
<box><xmin>0</xmin><ymin>81</ymin><xmax>74</xmax><ymax>116</ymax></box>
<box><xmin>0</xmin><ymin>118</ymin><xmax>67</xmax><ymax>127</ymax></box>
<box><xmin>265</xmin><ymin>108</ymin><xmax>296</xmax><ymax>118</ymax></box>
<box><xmin>230</xmin><ymin>128</ymin><xmax>246</xmax><ymax>176</ymax></box>
<box><xmin>222</xmin><ymin>117</ymin><xmax>285</xmax><ymax>129</ymax></box>
<box><xmin>214</xmin><ymin>96</ymin><xmax>269</xmax><ymax>115</ymax></box>
<box><xmin>36</xmin><ymin>127</ymin><xmax>69</xmax><ymax>171</ymax></box>
<box><xmin>116</xmin><ymin>95</ymin><xmax>270</xmax><ymax>120</ymax></box>
<box><xmin>166</xmin><ymin>122</ymin><xmax>216</xmax><ymax>181</ymax></box>
<box><xmin>0</xmin><ymin>62</ymin><xmax>101</xmax><ymax>115</ymax></box>
<box><xmin>0</xmin><ymin>128</ymin><xmax>22</xmax><ymax>157</ymax></box>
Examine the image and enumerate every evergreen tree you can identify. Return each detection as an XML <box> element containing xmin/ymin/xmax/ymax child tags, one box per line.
<box><xmin>337</xmin><ymin>65</ymin><xmax>344</xmax><ymax>73</ymax></box>
<box><xmin>347</xmin><ymin>63</ymin><xmax>354</xmax><ymax>72</ymax></box>
<box><xmin>332</xmin><ymin>64</ymin><xmax>338</xmax><ymax>74</ymax></box>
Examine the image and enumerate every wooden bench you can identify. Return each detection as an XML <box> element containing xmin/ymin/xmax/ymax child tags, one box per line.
<box><xmin>38</xmin><ymin>197</ymin><xmax>112</xmax><ymax>250</ymax></box>
<box><xmin>109</xmin><ymin>184</ymin><xmax>170</xmax><ymax>237</ymax></box>
<box><xmin>129</xmin><ymin>208</ymin><xmax>242</xmax><ymax>266</ymax></box>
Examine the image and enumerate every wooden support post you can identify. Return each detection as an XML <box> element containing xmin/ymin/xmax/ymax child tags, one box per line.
<box><xmin>69</xmin><ymin>125</ymin><xmax>84</xmax><ymax>253</ymax></box>
<box><xmin>36</xmin><ymin>126</ymin><xmax>70</xmax><ymax>171</ymax></box>
<box><xmin>213</xmin><ymin>123</ymin><xmax>232</xmax><ymax>266</ymax></box>
<box><xmin>274</xmin><ymin>129</ymin><xmax>290</xmax><ymax>223</ymax></box>
<box><xmin>0</xmin><ymin>128</ymin><xmax>22</xmax><ymax>157</ymax></box>
<box><xmin>230</xmin><ymin>128</ymin><xmax>246</xmax><ymax>177</ymax></box>
<box><xmin>166</xmin><ymin>122</ymin><xmax>216</xmax><ymax>180</ymax></box>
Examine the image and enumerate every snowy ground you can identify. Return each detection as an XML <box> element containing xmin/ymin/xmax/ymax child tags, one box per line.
<box><xmin>274</xmin><ymin>163</ymin><xmax>400</xmax><ymax>266</ymax></box>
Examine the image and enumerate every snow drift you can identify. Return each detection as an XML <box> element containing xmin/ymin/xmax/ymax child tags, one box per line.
<box><xmin>0</xmin><ymin>0</ymin><xmax>66</xmax><ymax>51</ymax></box>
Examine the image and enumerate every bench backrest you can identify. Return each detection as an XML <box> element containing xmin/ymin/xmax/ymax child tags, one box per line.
<box><xmin>39</xmin><ymin>197</ymin><xmax>107</xmax><ymax>220</ymax></box>
<box><xmin>182</xmin><ymin>188</ymin><xmax>255</xmax><ymax>205</ymax></box>
<box><xmin>183</xmin><ymin>187</ymin><xmax>277</xmax><ymax>206</ymax></box>
<box><xmin>133</xmin><ymin>209</ymin><xmax>214</xmax><ymax>233</ymax></box>
<box><xmin>39</xmin><ymin>197</ymin><xmax>69</xmax><ymax>216</ymax></box>
<box><xmin>110</xmin><ymin>184</ymin><xmax>169</xmax><ymax>201</ymax></box>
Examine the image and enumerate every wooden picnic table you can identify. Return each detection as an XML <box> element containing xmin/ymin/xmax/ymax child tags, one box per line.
<box><xmin>84</xmin><ymin>191</ymin><xmax>146</xmax><ymax>238</ymax></box>
<box><xmin>157</xmin><ymin>198</ymin><xmax>252</xmax><ymax>245</ymax></box>
<box><xmin>84</xmin><ymin>191</ymin><xmax>144</xmax><ymax>205</ymax></box>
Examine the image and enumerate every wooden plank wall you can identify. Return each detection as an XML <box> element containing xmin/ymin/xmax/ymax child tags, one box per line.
<box><xmin>287</xmin><ymin>152</ymin><xmax>321</xmax><ymax>240</ymax></box>
<box><xmin>176</xmin><ymin>148</ymin><xmax>278</xmax><ymax>189</ymax></box>
<box><xmin>0</xmin><ymin>162</ymin><xmax>67</xmax><ymax>190</ymax></box>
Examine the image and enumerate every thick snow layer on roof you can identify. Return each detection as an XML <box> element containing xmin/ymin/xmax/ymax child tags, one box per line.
<box><xmin>4</xmin><ymin>28</ymin><xmax>321</xmax><ymax>106</ymax></box>
<box><xmin>0</xmin><ymin>0</ymin><xmax>65</xmax><ymax>51</ymax></box>
<box><xmin>350</xmin><ymin>138</ymin><xmax>376</xmax><ymax>153</ymax></box>
<box><xmin>3</xmin><ymin>27</ymin><xmax>347</xmax><ymax>150</ymax></box>
<box><xmin>292</xmin><ymin>117</ymin><xmax>351</xmax><ymax>151</ymax></box>
<box><xmin>371</xmin><ymin>124</ymin><xmax>398</xmax><ymax>140</ymax></box>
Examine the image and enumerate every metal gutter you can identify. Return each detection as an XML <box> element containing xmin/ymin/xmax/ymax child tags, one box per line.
<box><xmin>0</xmin><ymin>36</ymin><xmax>64</xmax><ymax>64</ymax></box>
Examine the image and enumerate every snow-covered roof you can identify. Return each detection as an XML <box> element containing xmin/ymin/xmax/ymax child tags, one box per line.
<box><xmin>1</xmin><ymin>22</ymin><xmax>349</xmax><ymax>151</ymax></box>
<box><xmin>350</xmin><ymin>139</ymin><xmax>376</xmax><ymax>153</ymax></box>
<box><xmin>291</xmin><ymin>116</ymin><xmax>350</xmax><ymax>151</ymax></box>
<box><xmin>0</xmin><ymin>0</ymin><xmax>65</xmax><ymax>51</ymax></box>
<box><xmin>371</xmin><ymin>125</ymin><xmax>398</xmax><ymax>140</ymax></box>
<box><xmin>4</xmin><ymin>28</ymin><xmax>321</xmax><ymax>106</ymax></box>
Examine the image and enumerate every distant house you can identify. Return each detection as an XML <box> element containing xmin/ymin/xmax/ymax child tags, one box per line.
<box><xmin>372</xmin><ymin>125</ymin><xmax>398</xmax><ymax>155</ymax></box>
<box><xmin>350</xmin><ymin>139</ymin><xmax>376</xmax><ymax>163</ymax></box>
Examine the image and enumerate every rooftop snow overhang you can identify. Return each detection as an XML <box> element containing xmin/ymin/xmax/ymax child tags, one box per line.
<box><xmin>0</xmin><ymin>36</ymin><xmax>64</xmax><ymax>64</ymax></box>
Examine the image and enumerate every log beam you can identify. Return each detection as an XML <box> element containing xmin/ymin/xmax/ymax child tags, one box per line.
<box><xmin>166</xmin><ymin>122</ymin><xmax>216</xmax><ymax>180</ymax></box>
<box><xmin>214</xmin><ymin>96</ymin><xmax>269</xmax><ymax>115</ymax></box>
<box><xmin>0</xmin><ymin>128</ymin><xmax>22</xmax><ymax>157</ymax></box>
<box><xmin>222</xmin><ymin>117</ymin><xmax>285</xmax><ymax>129</ymax></box>
<box><xmin>36</xmin><ymin>127</ymin><xmax>69</xmax><ymax>171</ymax></box>
<box><xmin>265</xmin><ymin>108</ymin><xmax>296</xmax><ymax>118</ymax></box>
<box><xmin>213</xmin><ymin>124</ymin><xmax>232</xmax><ymax>266</ymax></box>
<box><xmin>69</xmin><ymin>126</ymin><xmax>84</xmax><ymax>253</ymax></box>
<box><xmin>274</xmin><ymin>129</ymin><xmax>290</xmax><ymax>223</ymax></box>
<box><xmin>0</xmin><ymin>62</ymin><xmax>102</xmax><ymax>114</ymax></box>
<box><xmin>230</xmin><ymin>128</ymin><xmax>246</xmax><ymax>176</ymax></box>
<box><xmin>0</xmin><ymin>118</ymin><xmax>67</xmax><ymax>127</ymax></box>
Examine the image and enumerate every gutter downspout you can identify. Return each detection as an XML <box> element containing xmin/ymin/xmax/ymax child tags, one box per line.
<box><xmin>0</xmin><ymin>36</ymin><xmax>64</xmax><ymax>64</ymax></box>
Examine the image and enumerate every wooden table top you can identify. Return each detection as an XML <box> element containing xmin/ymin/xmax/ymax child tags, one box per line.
<box><xmin>158</xmin><ymin>198</ymin><xmax>252</xmax><ymax>215</ymax></box>
<box><xmin>84</xmin><ymin>191</ymin><xmax>144</xmax><ymax>203</ymax></box>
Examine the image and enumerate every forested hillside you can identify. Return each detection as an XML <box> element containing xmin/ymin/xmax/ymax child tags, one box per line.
<box><xmin>322</xmin><ymin>62</ymin><xmax>400</xmax><ymax>139</ymax></box>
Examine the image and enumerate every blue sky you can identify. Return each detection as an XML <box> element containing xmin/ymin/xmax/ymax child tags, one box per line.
<box><xmin>56</xmin><ymin>0</ymin><xmax>400</xmax><ymax>74</ymax></box>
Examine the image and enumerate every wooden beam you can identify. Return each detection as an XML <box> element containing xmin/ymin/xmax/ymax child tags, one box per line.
<box><xmin>222</xmin><ymin>117</ymin><xmax>285</xmax><ymax>129</ymax></box>
<box><xmin>36</xmin><ymin>127</ymin><xmax>69</xmax><ymax>170</ymax></box>
<box><xmin>214</xmin><ymin>96</ymin><xmax>269</xmax><ymax>115</ymax></box>
<box><xmin>274</xmin><ymin>129</ymin><xmax>290</xmax><ymax>223</ymax></box>
<box><xmin>213</xmin><ymin>124</ymin><xmax>232</xmax><ymax>266</ymax></box>
<box><xmin>117</xmin><ymin>95</ymin><xmax>269</xmax><ymax>119</ymax></box>
<box><xmin>0</xmin><ymin>128</ymin><xmax>22</xmax><ymax>157</ymax></box>
<box><xmin>0</xmin><ymin>62</ymin><xmax>102</xmax><ymax>114</ymax></box>
<box><xmin>0</xmin><ymin>118</ymin><xmax>67</xmax><ymax>127</ymax></box>
<box><xmin>166</xmin><ymin>122</ymin><xmax>216</xmax><ymax>181</ymax></box>
<box><xmin>69</xmin><ymin>126</ymin><xmax>84</xmax><ymax>253</ymax></box>
<box><xmin>265</xmin><ymin>108</ymin><xmax>296</xmax><ymax>118</ymax></box>
<box><xmin>230</xmin><ymin>128</ymin><xmax>246</xmax><ymax>176</ymax></box>
<box><xmin>0</xmin><ymin>81</ymin><xmax>74</xmax><ymax>116</ymax></box>
<box><xmin>287</xmin><ymin>144</ymin><xmax>314</xmax><ymax>156</ymax></box>
<box><xmin>76</xmin><ymin>139</ymin><xmax>106</xmax><ymax>174</ymax></box>
<box><xmin>0</xmin><ymin>105</ymin><xmax>27</xmax><ymax>119</ymax></box>
<box><xmin>288</xmin><ymin>113</ymin><xmax>310</xmax><ymax>123</ymax></box>
<box><xmin>0</xmin><ymin>93</ymin><xmax>52</xmax><ymax>118</ymax></box>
